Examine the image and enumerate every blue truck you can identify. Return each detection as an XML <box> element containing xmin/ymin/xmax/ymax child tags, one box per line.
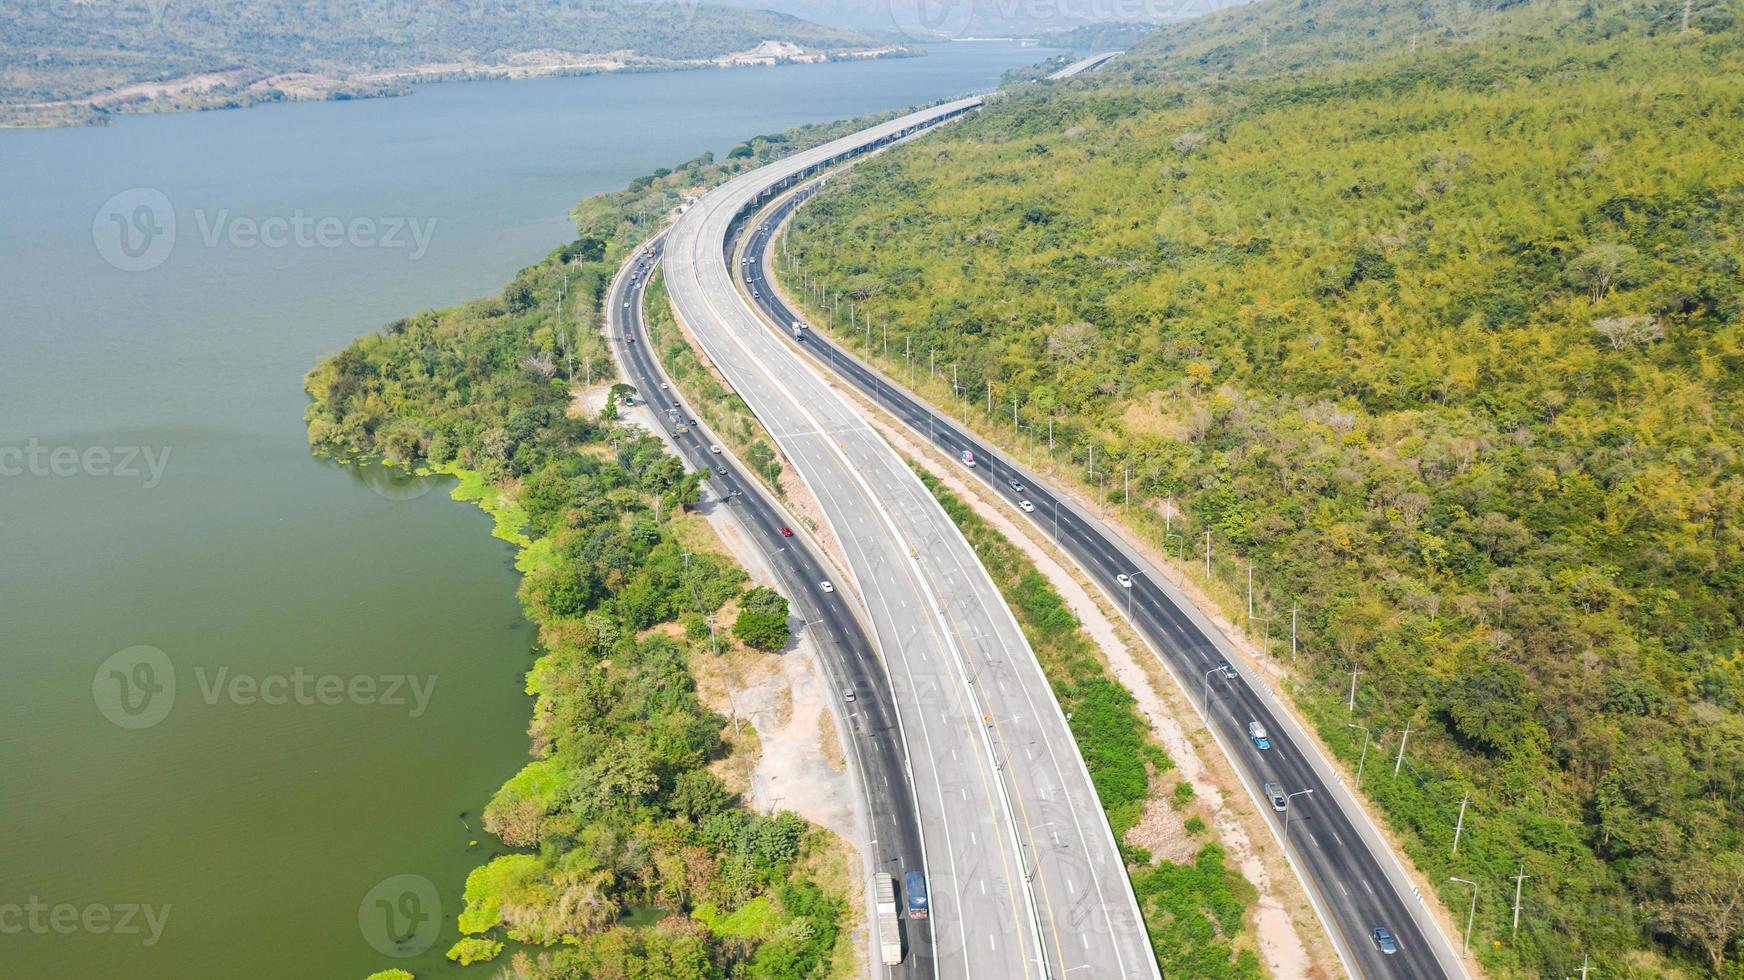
<box><xmin>904</xmin><ymin>870</ymin><xmax>929</xmax><ymax>920</ymax></box>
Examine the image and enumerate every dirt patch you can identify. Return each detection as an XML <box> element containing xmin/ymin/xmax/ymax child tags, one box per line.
<box><xmin>1124</xmin><ymin>787</ymin><xmax>1199</xmax><ymax>866</ymax></box>
<box><xmin>568</xmin><ymin>381</ymin><xmax>615</xmax><ymax>418</ymax></box>
<box><xmin>817</xmin><ymin>708</ymin><xmax>846</xmax><ymax>772</ymax></box>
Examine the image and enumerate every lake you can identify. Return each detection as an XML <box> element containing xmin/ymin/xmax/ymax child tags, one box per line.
<box><xmin>0</xmin><ymin>42</ymin><xmax>1060</xmax><ymax>979</ymax></box>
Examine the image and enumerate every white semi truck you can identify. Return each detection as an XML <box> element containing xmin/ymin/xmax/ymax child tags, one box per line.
<box><xmin>874</xmin><ymin>872</ymin><xmax>902</xmax><ymax>965</ymax></box>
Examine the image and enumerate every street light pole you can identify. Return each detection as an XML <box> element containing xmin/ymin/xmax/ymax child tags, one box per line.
<box><xmin>1346</xmin><ymin>723</ymin><xmax>1371</xmax><ymax>788</ymax></box>
<box><xmin>1283</xmin><ymin>788</ymin><xmax>1315</xmax><ymax>855</ymax></box>
<box><xmin>1202</xmin><ymin>666</ymin><xmax>1222</xmax><ymax>713</ymax></box>
<box><xmin>1449</xmin><ymin>877</ymin><xmax>1479</xmax><ymax>956</ymax></box>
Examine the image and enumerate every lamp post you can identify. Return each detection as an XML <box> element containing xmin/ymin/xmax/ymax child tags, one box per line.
<box><xmin>1283</xmin><ymin>788</ymin><xmax>1315</xmax><ymax>854</ymax></box>
<box><xmin>1202</xmin><ymin>665</ymin><xmax>1224</xmax><ymax>713</ymax></box>
<box><xmin>1346</xmin><ymin>722</ymin><xmax>1371</xmax><ymax>788</ymax></box>
<box><xmin>1449</xmin><ymin>877</ymin><xmax>1479</xmax><ymax>956</ymax></box>
<box><xmin>1124</xmin><ymin>569</ymin><xmax>1145</xmax><ymax>618</ymax></box>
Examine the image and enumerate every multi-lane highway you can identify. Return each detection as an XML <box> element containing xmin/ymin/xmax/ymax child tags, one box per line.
<box><xmin>735</xmin><ymin>163</ymin><xmax>1468</xmax><ymax>979</ymax></box>
<box><xmin>607</xmin><ymin>238</ymin><xmax>937</xmax><ymax>977</ymax></box>
<box><xmin>661</xmin><ymin>55</ymin><xmax>1158</xmax><ymax>980</ymax></box>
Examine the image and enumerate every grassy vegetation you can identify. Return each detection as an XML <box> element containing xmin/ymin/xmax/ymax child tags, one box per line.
<box><xmin>1</xmin><ymin>0</ymin><xmax>890</xmax><ymax>124</ymax></box>
<box><xmin>640</xmin><ymin>271</ymin><xmax>786</xmax><ymax>496</ymax></box>
<box><xmin>916</xmin><ymin>468</ymin><xmax>1262</xmax><ymax>978</ymax></box>
<box><xmin>787</xmin><ymin>1</ymin><xmax>1744</xmax><ymax>973</ymax></box>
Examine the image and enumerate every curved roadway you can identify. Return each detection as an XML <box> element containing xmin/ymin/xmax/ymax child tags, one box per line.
<box><xmin>661</xmin><ymin>54</ymin><xmax>1157</xmax><ymax>980</ymax></box>
<box><xmin>607</xmin><ymin>239</ymin><xmax>933</xmax><ymax>976</ymax></box>
<box><xmin>737</xmin><ymin>162</ymin><xmax>1469</xmax><ymax>980</ymax></box>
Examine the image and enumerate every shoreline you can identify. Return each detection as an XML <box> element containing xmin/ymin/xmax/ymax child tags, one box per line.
<box><xmin>1</xmin><ymin>43</ymin><xmax>917</xmax><ymax>130</ymax></box>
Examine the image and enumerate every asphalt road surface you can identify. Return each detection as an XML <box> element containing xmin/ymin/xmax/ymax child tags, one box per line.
<box><xmin>737</xmin><ymin>169</ymin><xmax>1468</xmax><ymax>980</ymax></box>
<box><xmin>607</xmin><ymin>238</ymin><xmax>935</xmax><ymax>977</ymax></box>
<box><xmin>661</xmin><ymin>55</ymin><xmax>1159</xmax><ymax>980</ymax></box>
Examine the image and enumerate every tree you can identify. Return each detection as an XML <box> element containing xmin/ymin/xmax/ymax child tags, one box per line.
<box><xmin>1565</xmin><ymin>243</ymin><xmax>1642</xmax><ymax>302</ymax></box>
<box><xmin>1649</xmin><ymin>851</ymin><xmax>1744</xmax><ymax>972</ymax></box>
<box><xmin>732</xmin><ymin>587</ymin><xmax>790</xmax><ymax>651</ymax></box>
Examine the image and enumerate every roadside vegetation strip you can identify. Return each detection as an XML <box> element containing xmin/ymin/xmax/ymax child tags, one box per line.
<box><xmin>913</xmin><ymin>466</ymin><xmax>1263</xmax><ymax>980</ymax></box>
<box><xmin>641</xmin><ymin>270</ymin><xmax>786</xmax><ymax>498</ymax></box>
<box><xmin>781</xmin><ymin>2</ymin><xmax>1744</xmax><ymax>973</ymax></box>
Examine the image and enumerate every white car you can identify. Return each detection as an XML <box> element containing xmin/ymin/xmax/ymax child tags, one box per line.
<box><xmin>709</xmin><ymin>444</ymin><xmax>721</xmax><ymax>454</ymax></box>
<box><xmin>820</xmin><ymin>581</ymin><xmax>835</xmax><ymax>594</ymax></box>
<box><xmin>1116</xmin><ymin>573</ymin><xmax>1133</xmax><ymax>589</ymax></box>
<box><xmin>659</xmin><ymin>382</ymin><xmax>669</xmax><ymax>389</ymax></box>
<box><xmin>1018</xmin><ymin>499</ymin><xmax>1035</xmax><ymax>513</ymax></box>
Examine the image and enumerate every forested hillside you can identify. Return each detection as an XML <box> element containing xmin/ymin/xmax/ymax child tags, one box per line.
<box><xmin>784</xmin><ymin>0</ymin><xmax>1744</xmax><ymax>974</ymax></box>
<box><xmin>1</xmin><ymin>0</ymin><xmax>889</xmax><ymax>125</ymax></box>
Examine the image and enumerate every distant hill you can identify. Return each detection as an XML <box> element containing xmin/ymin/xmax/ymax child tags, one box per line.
<box><xmin>784</xmin><ymin>0</ymin><xmax>1744</xmax><ymax>974</ymax></box>
<box><xmin>706</xmin><ymin>0</ymin><xmax>1247</xmax><ymax>39</ymax></box>
<box><xmin>0</xmin><ymin>0</ymin><xmax>901</xmax><ymax>126</ymax></box>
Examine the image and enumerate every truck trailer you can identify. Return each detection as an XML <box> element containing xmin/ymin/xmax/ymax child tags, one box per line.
<box><xmin>874</xmin><ymin>872</ymin><xmax>902</xmax><ymax>965</ymax></box>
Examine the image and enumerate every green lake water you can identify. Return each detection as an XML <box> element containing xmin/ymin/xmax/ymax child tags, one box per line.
<box><xmin>0</xmin><ymin>42</ymin><xmax>1060</xmax><ymax>978</ymax></box>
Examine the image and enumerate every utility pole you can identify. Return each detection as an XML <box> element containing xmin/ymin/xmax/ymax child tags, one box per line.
<box><xmin>1123</xmin><ymin>463</ymin><xmax>1130</xmax><ymax>510</ymax></box>
<box><xmin>1394</xmin><ymin>724</ymin><xmax>1412</xmax><ymax>777</ymax></box>
<box><xmin>1578</xmin><ymin>954</ymin><xmax>1592</xmax><ymax>979</ymax></box>
<box><xmin>1348</xmin><ymin>666</ymin><xmax>1361</xmax><ymax>712</ymax></box>
<box><xmin>1164</xmin><ymin>496</ymin><xmax>1173</xmax><ymax>534</ymax></box>
<box><xmin>1247</xmin><ymin>563</ymin><xmax>1254</xmax><ymax>618</ymax></box>
<box><xmin>1205</xmin><ymin>530</ymin><xmax>1212</xmax><ymax>577</ymax></box>
<box><xmin>986</xmin><ymin>381</ymin><xmax>993</xmax><ymax>419</ymax></box>
<box><xmin>1291</xmin><ymin>603</ymin><xmax>1298</xmax><ymax>661</ymax></box>
<box><xmin>908</xmin><ymin>337</ymin><xmax>914</xmax><ymax>387</ymax></box>
<box><xmin>1510</xmin><ymin>864</ymin><xmax>1529</xmax><ymax>937</ymax></box>
<box><xmin>1451</xmin><ymin>790</ymin><xmax>1471</xmax><ymax>855</ymax></box>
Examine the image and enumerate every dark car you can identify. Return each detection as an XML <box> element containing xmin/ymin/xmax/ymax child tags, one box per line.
<box><xmin>1371</xmin><ymin>926</ymin><xmax>1398</xmax><ymax>955</ymax></box>
<box><xmin>904</xmin><ymin>871</ymin><xmax>929</xmax><ymax>920</ymax></box>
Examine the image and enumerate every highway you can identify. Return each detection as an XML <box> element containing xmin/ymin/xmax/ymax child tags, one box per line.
<box><xmin>606</xmin><ymin>238</ymin><xmax>934</xmax><ymax>977</ymax></box>
<box><xmin>736</xmin><ymin>160</ymin><xmax>1468</xmax><ymax>978</ymax></box>
<box><xmin>661</xmin><ymin>53</ymin><xmax>1157</xmax><ymax>980</ymax></box>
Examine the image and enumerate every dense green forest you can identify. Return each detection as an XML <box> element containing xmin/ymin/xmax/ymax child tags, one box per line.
<box><xmin>300</xmin><ymin>115</ymin><xmax>923</xmax><ymax>977</ymax></box>
<box><xmin>1</xmin><ymin>0</ymin><xmax>888</xmax><ymax>124</ymax></box>
<box><xmin>783</xmin><ymin>0</ymin><xmax>1744</xmax><ymax>974</ymax></box>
